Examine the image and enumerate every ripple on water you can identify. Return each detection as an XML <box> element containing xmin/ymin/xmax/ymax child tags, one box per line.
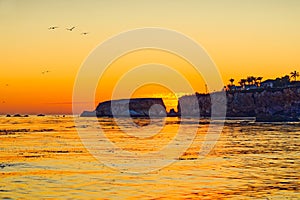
<box><xmin>0</xmin><ymin>116</ymin><xmax>299</xmax><ymax>199</ymax></box>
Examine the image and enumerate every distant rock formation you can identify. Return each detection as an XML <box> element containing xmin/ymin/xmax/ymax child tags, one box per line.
<box><xmin>10</xmin><ymin>114</ymin><xmax>29</xmax><ymax>117</ymax></box>
<box><xmin>80</xmin><ymin>110</ymin><xmax>97</xmax><ymax>117</ymax></box>
<box><xmin>178</xmin><ymin>87</ymin><xmax>300</xmax><ymax>121</ymax></box>
<box><xmin>95</xmin><ymin>98</ymin><xmax>167</xmax><ymax>117</ymax></box>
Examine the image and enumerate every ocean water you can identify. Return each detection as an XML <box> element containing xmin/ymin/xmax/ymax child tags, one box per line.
<box><xmin>0</xmin><ymin>116</ymin><xmax>299</xmax><ymax>199</ymax></box>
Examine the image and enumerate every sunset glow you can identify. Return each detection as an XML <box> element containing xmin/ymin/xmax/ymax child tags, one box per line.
<box><xmin>1</xmin><ymin>1</ymin><xmax>300</xmax><ymax>199</ymax></box>
<box><xmin>1</xmin><ymin>0</ymin><xmax>300</xmax><ymax>114</ymax></box>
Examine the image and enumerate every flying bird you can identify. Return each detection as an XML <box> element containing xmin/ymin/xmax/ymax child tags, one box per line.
<box><xmin>66</xmin><ymin>26</ymin><xmax>75</xmax><ymax>31</ymax></box>
<box><xmin>81</xmin><ymin>32</ymin><xmax>89</xmax><ymax>35</ymax></box>
<box><xmin>42</xmin><ymin>70</ymin><xmax>50</xmax><ymax>74</ymax></box>
<box><xmin>48</xmin><ymin>26</ymin><xmax>59</xmax><ymax>30</ymax></box>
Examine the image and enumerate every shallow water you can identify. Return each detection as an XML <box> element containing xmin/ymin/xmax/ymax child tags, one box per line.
<box><xmin>0</xmin><ymin>116</ymin><xmax>299</xmax><ymax>199</ymax></box>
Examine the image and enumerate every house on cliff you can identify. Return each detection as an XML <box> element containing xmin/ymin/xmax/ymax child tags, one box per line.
<box><xmin>261</xmin><ymin>75</ymin><xmax>296</xmax><ymax>89</ymax></box>
<box><xmin>261</xmin><ymin>79</ymin><xmax>275</xmax><ymax>88</ymax></box>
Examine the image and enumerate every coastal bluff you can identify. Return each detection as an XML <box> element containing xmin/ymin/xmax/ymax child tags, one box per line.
<box><xmin>81</xmin><ymin>98</ymin><xmax>166</xmax><ymax>117</ymax></box>
<box><xmin>178</xmin><ymin>87</ymin><xmax>300</xmax><ymax>121</ymax></box>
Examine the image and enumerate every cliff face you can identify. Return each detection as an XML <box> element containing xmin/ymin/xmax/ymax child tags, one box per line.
<box><xmin>81</xmin><ymin>87</ymin><xmax>300</xmax><ymax>121</ymax></box>
<box><xmin>95</xmin><ymin>98</ymin><xmax>166</xmax><ymax>117</ymax></box>
<box><xmin>227</xmin><ymin>88</ymin><xmax>300</xmax><ymax>118</ymax></box>
<box><xmin>178</xmin><ymin>87</ymin><xmax>300</xmax><ymax>120</ymax></box>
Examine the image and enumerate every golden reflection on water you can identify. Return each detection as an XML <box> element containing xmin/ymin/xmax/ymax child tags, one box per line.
<box><xmin>0</xmin><ymin>116</ymin><xmax>299</xmax><ymax>199</ymax></box>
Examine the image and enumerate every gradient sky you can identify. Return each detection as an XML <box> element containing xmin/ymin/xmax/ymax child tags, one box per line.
<box><xmin>0</xmin><ymin>0</ymin><xmax>300</xmax><ymax>114</ymax></box>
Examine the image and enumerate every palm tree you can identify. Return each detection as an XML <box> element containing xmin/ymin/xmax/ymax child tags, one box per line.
<box><xmin>229</xmin><ymin>78</ymin><xmax>235</xmax><ymax>86</ymax></box>
<box><xmin>290</xmin><ymin>70</ymin><xmax>299</xmax><ymax>81</ymax></box>
<box><xmin>252</xmin><ymin>76</ymin><xmax>260</xmax><ymax>86</ymax></box>
<box><xmin>246</xmin><ymin>76</ymin><xmax>253</xmax><ymax>85</ymax></box>
<box><xmin>238</xmin><ymin>80</ymin><xmax>242</xmax><ymax>86</ymax></box>
<box><xmin>239</xmin><ymin>79</ymin><xmax>246</xmax><ymax>87</ymax></box>
<box><xmin>251</xmin><ymin>76</ymin><xmax>257</xmax><ymax>85</ymax></box>
<box><xmin>256</xmin><ymin>77</ymin><xmax>263</xmax><ymax>86</ymax></box>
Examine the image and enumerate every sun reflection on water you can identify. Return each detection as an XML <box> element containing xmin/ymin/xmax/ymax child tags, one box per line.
<box><xmin>0</xmin><ymin>116</ymin><xmax>299</xmax><ymax>199</ymax></box>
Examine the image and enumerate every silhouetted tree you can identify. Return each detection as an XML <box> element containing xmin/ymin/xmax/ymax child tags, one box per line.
<box><xmin>251</xmin><ymin>76</ymin><xmax>257</xmax><ymax>85</ymax></box>
<box><xmin>290</xmin><ymin>70</ymin><xmax>299</xmax><ymax>81</ymax></box>
<box><xmin>273</xmin><ymin>75</ymin><xmax>290</xmax><ymax>88</ymax></box>
<box><xmin>246</xmin><ymin>76</ymin><xmax>253</xmax><ymax>85</ymax></box>
<box><xmin>256</xmin><ymin>77</ymin><xmax>263</xmax><ymax>86</ymax></box>
<box><xmin>229</xmin><ymin>78</ymin><xmax>235</xmax><ymax>86</ymax></box>
<box><xmin>239</xmin><ymin>79</ymin><xmax>247</xmax><ymax>87</ymax></box>
<box><xmin>281</xmin><ymin>75</ymin><xmax>290</xmax><ymax>85</ymax></box>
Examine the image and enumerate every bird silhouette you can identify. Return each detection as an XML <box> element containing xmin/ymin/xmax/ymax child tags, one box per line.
<box><xmin>66</xmin><ymin>26</ymin><xmax>75</xmax><ymax>31</ymax></box>
<box><xmin>42</xmin><ymin>70</ymin><xmax>50</xmax><ymax>74</ymax></box>
<box><xmin>48</xmin><ymin>26</ymin><xmax>59</xmax><ymax>30</ymax></box>
<box><xmin>81</xmin><ymin>32</ymin><xmax>89</xmax><ymax>35</ymax></box>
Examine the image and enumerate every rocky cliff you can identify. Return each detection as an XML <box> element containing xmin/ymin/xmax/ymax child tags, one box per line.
<box><xmin>95</xmin><ymin>98</ymin><xmax>166</xmax><ymax>117</ymax></box>
<box><xmin>178</xmin><ymin>87</ymin><xmax>300</xmax><ymax>121</ymax></box>
<box><xmin>81</xmin><ymin>87</ymin><xmax>300</xmax><ymax>121</ymax></box>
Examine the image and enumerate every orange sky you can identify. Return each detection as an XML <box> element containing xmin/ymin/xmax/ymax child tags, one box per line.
<box><xmin>0</xmin><ymin>0</ymin><xmax>300</xmax><ymax>114</ymax></box>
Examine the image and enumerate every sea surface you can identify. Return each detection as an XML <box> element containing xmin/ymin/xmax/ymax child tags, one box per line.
<box><xmin>0</xmin><ymin>116</ymin><xmax>299</xmax><ymax>199</ymax></box>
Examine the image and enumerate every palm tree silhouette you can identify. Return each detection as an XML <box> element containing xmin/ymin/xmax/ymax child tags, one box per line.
<box><xmin>239</xmin><ymin>79</ymin><xmax>247</xmax><ymax>87</ymax></box>
<box><xmin>229</xmin><ymin>78</ymin><xmax>235</xmax><ymax>86</ymax></box>
<box><xmin>251</xmin><ymin>76</ymin><xmax>257</xmax><ymax>85</ymax></box>
<box><xmin>290</xmin><ymin>70</ymin><xmax>299</xmax><ymax>81</ymax></box>
<box><xmin>252</xmin><ymin>76</ymin><xmax>259</xmax><ymax>86</ymax></box>
<box><xmin>246</xmin><ymin>76</ymin><xmax>253</xmax><ymax>85</ymax></box>
<box><xmin>256</xmin><ymin>77</ymin><xmax>263</xmax><ymax>86</ymax></box>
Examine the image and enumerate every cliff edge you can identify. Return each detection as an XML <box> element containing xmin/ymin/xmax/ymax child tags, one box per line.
<box><xmin>178</xmin><ymin>87</ymin><xmax>300</xmax><ymax>121</ymax></box>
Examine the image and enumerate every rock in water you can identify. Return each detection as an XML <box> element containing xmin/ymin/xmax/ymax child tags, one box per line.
<box><xmin>80</xmin><ymin>111</ymin><xmax>97</xmax><ymax>117</ymax></box>
<box><xmin>95</xmin><ymin>98</ymin><xmax>166</xmax><ymax>117</ymax></box>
